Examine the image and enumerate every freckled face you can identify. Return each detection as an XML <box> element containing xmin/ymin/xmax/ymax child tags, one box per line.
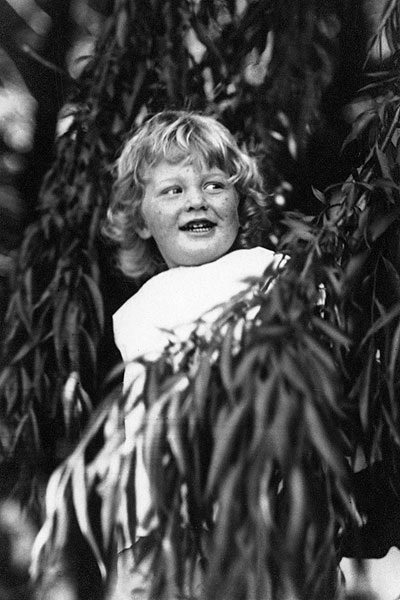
<box><xmin>136</xmin><ymin>159</ymin><xmax>240</xmax><ymax>268</ymax></box>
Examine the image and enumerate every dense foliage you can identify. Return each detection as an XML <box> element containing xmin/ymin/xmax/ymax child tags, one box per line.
<box><xmin>0</xmin><ymin>0</ymin><xmax>341</xmax><ymax>504</ymax></box>
<box><xmin>2</xmin><ymin>0</ymin><xmax>400</xmax><ymax>599</ymax></box>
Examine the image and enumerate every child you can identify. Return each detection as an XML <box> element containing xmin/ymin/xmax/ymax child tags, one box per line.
<box><xmin>103</xmin><ymin>110</ymin><xmax>286</xmax><ymax>597</ymax></box>
<box><xmin>105</xmin><ymin>110</ymin><xmax>284</xmax><ymax>367</ymax></box>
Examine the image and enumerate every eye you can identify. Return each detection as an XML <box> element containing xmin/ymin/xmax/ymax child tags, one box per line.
<box><xmin>203</xmin><ymin>181</ymin><xmax>226</xmax><ymax>192</ymax></box>
<box><xmin>161</xmin><ymin>186</ymin><xmax>182</xmax><ymax>196</ymax></box>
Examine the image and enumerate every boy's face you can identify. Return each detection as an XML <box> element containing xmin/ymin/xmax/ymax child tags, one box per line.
<box><xmin>136</xmin><ymin>159</ymin><xmax>240</xmax><ymax>268</ymax></box>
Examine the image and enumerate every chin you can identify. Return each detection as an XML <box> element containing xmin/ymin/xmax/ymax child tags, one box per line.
<box><xmin>182</xmin><ymin>251</ymin><xmax>227</xmax><ymax>267</ymax></box>
<box><xmin>168</xmin><ymin>240</ymin><xmax>239</xmax><ymax>268</ymax></box>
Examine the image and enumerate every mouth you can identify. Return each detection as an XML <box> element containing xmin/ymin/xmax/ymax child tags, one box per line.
<box><xmin>179</xmin><ymin>219</ymin><xmax>216</xmax><ymax>232</ymax></box>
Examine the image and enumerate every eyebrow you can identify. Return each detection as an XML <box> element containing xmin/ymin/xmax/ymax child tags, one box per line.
<box><xmin>148</xmin><ymin>168</ymin><xmax>229</xmax><ymax>186</ymax></box>
<box><xmin>153</xmin><ymin>177</ymin><xmax>182</xmax><ymax>186</ymax></box>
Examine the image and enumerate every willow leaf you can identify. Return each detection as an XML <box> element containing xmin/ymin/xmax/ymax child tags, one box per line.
<box><xmin>4</xmin><ymin>371</ymin><xmax>18</xmax><ymax>417</ymax></box>
<box><xmin>10</xmin><ymin>413</ymin><xmax>29</xmax><ymax>453</ymax></box>
<box><xmin>310</xmin><ymin>317</ymin><xmax>351</xmax><ymax>348</ymax></box>
<box><xmin>382</xmin><ymin>405</ymin><xmax>400</xmax><ymax>447</ymax></box>
<box><xmin>305</xmin><ymin>401</ymin><xmax>346</xmax><ymax>477</ymax></box>
<box><xmin>253</xmin><ymin>370</ymin><xmax>279</xmax><ymax>446</ymax></box>
<box><xmin>361</xmin><ymin>302</ymin><xmax>400</xmax><ymax>345</ymax></box>
<box><xmin>66</xmin><ymin>303</ymin><xmax>80</xmax><ymax>370</ymax></box>
<box><xmin>29</xmin><ymin>407</ymin><xmax>41</xmax><ymax>451</ymax></box>
<box><xmin>193</xmin><ymin>354</ymin><xmax>212</xmax><ymax>415</ymax></box>
<box><xmin>83</xmin><ymin>273</ymin><xmax>105</xmax><ymax>333</ymax></box>
<box><xmin>80</xmin><ymin>326</ymin><xmax>97</xmax><ymax>374</ymax></box>
<box><xmin>143</xmin><ymin>395</ymin><xmax>170</xmax><ymax>513</ymax></box>
<box><xmin>219</xmin><ymin>320</ymin><xmax>236</xmax><ymax>398</ymax></box>
<box><xmin>233</xmin><ymin>346</ymin><xmax>264</xmax><ymax>388</ymax></box>
<box><xmin>341</xmin><ymin>109</ymin><xmax>376</xmax><ymax>150</ymax></box>
<box><xmin>10</xmin><ymin>341</ymin><xmax>36</xmax><ymax>365</ymax></box>
<box><xmin>356</xmin><ymin>351</ymin><xmax>373</xmax><ymax>434</ymax></box>
<box><xmin>15</xmin><ymin>290</ymin><xmax>32</xmax><ymax>335</ymax></box>
<box><xmin>369</xmin><ymin>207</ymin><xmax>400</xmax><ymax>242</ymax></box>
<box><xmin>71</xmin><ymin>454</ymin><xmax>106</xmax><ymax>580</ymax></box>
<box><xmin>389</xmin><ymin>319</ymin><xmax>400</xmax><ymax>386</ymax></box>
<box><xmin>0</xmin><ymin>366</ymin><xmax>12</xmax><ymax>393</ymax></box>
<box><xmin>100</xmin><ymin>451</ymin><xmax>121</xmax><ymax>551</ymax></box>
<box><xmin>52</xmin><ymin>290</ymin><xmax>70</xmax><ymax>365</ymax></box>
<box><xmin>207</xmin><ymin>401</ymin><xmax>249</xmax><ymax>497</ymax></box>
<box><xmin>166</xmin><ymin>392</ymin><xmax>188</xmax><ymax>477</ymax></box>
<box><xmin>287</xmin><ymin>467</ymin><xmax>307</xmax><ymax>549</ymax></box>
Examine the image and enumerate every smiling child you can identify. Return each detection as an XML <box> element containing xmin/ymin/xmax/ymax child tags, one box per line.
<box><xmin>103</xmin><ymin>110</ymin><xmax>285</xmax><ymax>597</ymax></box>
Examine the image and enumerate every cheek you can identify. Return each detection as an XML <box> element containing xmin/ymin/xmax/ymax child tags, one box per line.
<box><xmin>221</xmin><ymin>195</ymin><xmax>240</xmax><ymax>224</ymax></box>
<box><xmin>148</xmin><ymin>211</ymin><xmax>170</xmax><ymax>240</ymax></box>
<box><xmin>141</xmin><ymin>201</ymin><xmax>160</xmax><ymax>230</ymax></box>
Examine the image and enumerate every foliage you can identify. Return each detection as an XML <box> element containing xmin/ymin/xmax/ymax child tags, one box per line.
<box><xmin>0</xmin><ymin>0</ymin><xmax>340</xmax><ymax>502</ymax></box>
<box><xmin>33</xmin><ymin>254</ymin><xmax>358</xmax><ymax>600</ymax></box>
<box><xmin>4</xmin><ymin>0</ymin><xmax>400</xmax><ymax>599</ymax></box>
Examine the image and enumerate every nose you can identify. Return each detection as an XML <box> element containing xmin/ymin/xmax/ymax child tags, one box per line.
<box><xmin>185</xmin><ymin>186</ymin><xmax>208</xmax><ymax>210</ymax></box>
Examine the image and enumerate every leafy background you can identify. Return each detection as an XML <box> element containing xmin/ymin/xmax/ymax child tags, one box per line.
<box><xmin>1</xmin><ymin>0</ymin><xmax>400</xmax><ymax>599</ymax></box>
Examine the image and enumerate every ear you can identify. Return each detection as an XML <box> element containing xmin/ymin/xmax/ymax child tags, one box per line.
<box><xmin>134</xmin><ymin>220</ymin><xmax>152</xmax><ymax>240</ymax></box>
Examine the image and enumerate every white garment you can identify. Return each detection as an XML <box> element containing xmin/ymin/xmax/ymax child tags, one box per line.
<box><xmin>113</xmin><ymin>247</ymin><xmax>285</xmax><ymax>537</ymax></box>
<box><xmin>113</xmin><ymin>247</ymin><xmax>282</xmax><ymax>364</ymax></box>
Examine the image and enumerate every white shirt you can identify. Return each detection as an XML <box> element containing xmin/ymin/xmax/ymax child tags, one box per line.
<box><xmin>113</xmin><ymin>247</ymin><xmax>285</xmax><ymax>538</ymax></box>
<box><xmin>114</xmin><ymin>247</ymin><xmax>283</xmax><ymax>365</ymax></box>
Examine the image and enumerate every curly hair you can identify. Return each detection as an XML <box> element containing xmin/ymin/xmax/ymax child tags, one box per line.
<box><xmin>103</xmin><ymin>111</ymin><xmax>270</xmax><ymax>281</ymax></box>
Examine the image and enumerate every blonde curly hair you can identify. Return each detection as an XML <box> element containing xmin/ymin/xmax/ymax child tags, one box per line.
<box><xmin>104</xmin><ymin>111</ymin><xmax>270</xmax><ymax>281</ymax></box>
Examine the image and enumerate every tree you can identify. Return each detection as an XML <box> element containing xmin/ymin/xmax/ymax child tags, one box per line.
<box><xmin>2</xmin><ymin>0</ymin><xmax>400</xmax><ymax>599</ymax></box>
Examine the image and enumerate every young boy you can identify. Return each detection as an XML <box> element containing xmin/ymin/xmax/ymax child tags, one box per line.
<box><xmin>104</xmin><ymin>110</ymin><xmax>285</xmax><ymax>598</ymax></box>
<box><xmin>105</xmin><ymin>110</ymin><xmax>282</xmax><ymax>365</ymax></box>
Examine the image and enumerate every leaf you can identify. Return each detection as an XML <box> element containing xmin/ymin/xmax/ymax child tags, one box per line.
<box><xmin>143</xmin><ymin>395</ymin><xmax>170</xmax><ymax>512</ymax></box>
<box><xmin>0</xmin><ymin>366</ymin><xmax>12</xmax><ymax>393</ymax></box>
<box><xmin>368</xmin><ymin>207</ymin><xmax>400</xmax><ymax>242</ymax></box>
<box><xmin>166</xmin><ymin>392</ymin><xmax>188</xmax><ymax>476</ymax></box>
<box><xmin>62</xmin><ymin>372</ymin><xmax>79</xmax><ymax>433</ymax></box>
<box><xmin>71</xmin><ymin>454</ymin><xmax>106</xmax><ymax>580</ymax></box>
<box><xmin>357</xmin><ymin>351</ymin><xmax>373</xmax><ymax>432</ymax></box>
<box><xmin>287</xmin><ymin>467</ymin><xmax>306</xmax><ymax>547</ymax></box>
<box><xmin>207</xmin><ymin>401</ymin><xmax>249</xmax><ymax>496</ymax></box>
<box><xmin>193</xmin><ymin>354</ymin><xmax>212</xmax><ymax>415</ymax></box>
<box><xmin>83</xmin><ymin>274</ymin><xmax>105</xmax><ymax>333</ymax></box>
<box><xmin>305</xmin><ymin>401</ymin><xmax>346</xmax><ymax>477</ymax></box>
<box><xmin>311</xmin><ymin>186</ymin><xmax>326</xmax><ymax>204</ymax></box>
<box><xmin>375</xmin><ymin>144</ymin><xmax>392</xmax><ymax>179</ymax></box>
<box><xmin>116</xmin><ymin>8</ymin><xmax>129</xmax><ymax>47</ymax></box>
<box><xmin>29</xmin><ymin>406</ymin><xmax>41</xmax><ymax>451</ymax></box>
<box><xmin>80</xmin><ymin>326</ymin><xmax>97</xmax><ymax>373</ymax></box>
<box><xmin>10</xmin><ymin>341</ymin><xmax>36</xmax><ymax>365</ymax></box>
<box><xmin>382</xmin><ymin>405</ymin><xmax>400</xmax><ymax>447</ymax></box>
<box><xmin>52</xmin><ymin>290</ymin><xmax>70</xmax><ymax>365</ymax></box>
<box><xmin>233</xmin><ymin>346</ymin><xmax>263</xmax><ymax>388</ymax></box>
<box><xmin>302</xmin><ymin>333</ymin><xmax>335</xmax><ymax>374</ymax></box>
<box><xmin>388</xmin><ymin>319</ymin><xmax>400</xmax><ymax>405</ymax></box>
<box><xmin>33</xmin><ymin>349</ymin><xmax>46</xmax><ymax>401</ymax></box>
<box><xmin>10</xmin><ymin>413</ymin><xmax>29</xmax><ymax>454</ymax></box>
<box><xmin>310</xmin><ymin>317</ymin><xmax>351</xmax><ymax>348</ymax></box>
<box><xmin>252</xmin><ymin>370</ymin><xmax>279</xmax><ymax>448</ymax></box>
<box><xmin>4</xmin><ymin>371</ymin><xmax>19</xmax><ymax>417</ymax></box>
<box><xmin>219</xmin><ymin>320</ymin><xmax>235</xmax><ymax>398</ymax></box>
<box><xmin>100</xmin><ymin>451</ymin><xmax>121</xmax><ymax>551</ymax></box>
<box><xmin>66</xmin><ymin>303</ymin><xmax>80</xmax><ymax>370</ymax></box>
<box><xmin>341</xmin><ymin>108</ymin><xmax>377</xmax><ymax>150</ymax></box>
<box><xmin>343</xmin><ymin>251</ymin><xmax>369</xmax><ymax>288</ymax></box>
<box><xmin>381</xmin><ymin>257</ymin><xmax>400</xmax><ymax>296</ymax></box>
<box><xmin>361</xmin><ymin>303</ymin><xmax>400</xmax><ymax>345</ymax></box>
<box><xmin>15</xmin><ymin>289</ymin><xmax>32</xmax><ymax>334</ymax></box>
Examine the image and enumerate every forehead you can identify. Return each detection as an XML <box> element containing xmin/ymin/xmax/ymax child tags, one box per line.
<box><xmin>143</xmin><ymin>156</ymin><xmax>228</xmax><ymax>183</ymax></box>
<box><xmin>143</xmin><ymin>135</ymin><xmax>231</xmax><ymax>170</ymax></box>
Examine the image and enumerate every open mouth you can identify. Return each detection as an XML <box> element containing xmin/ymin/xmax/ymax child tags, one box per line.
<box><xmin>180</xmin><ymin>220</ymin><xmax>216</xmax><ymax>232</ymax></box>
